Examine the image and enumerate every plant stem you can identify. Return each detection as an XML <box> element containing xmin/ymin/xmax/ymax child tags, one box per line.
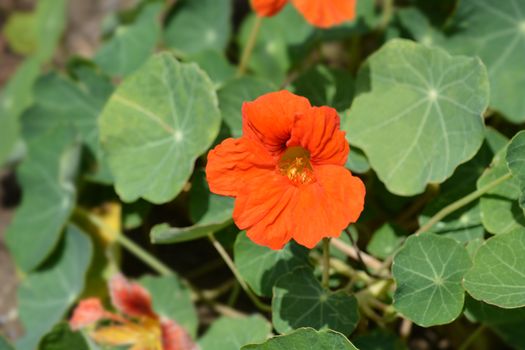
<box><xmin>331</xmin><ymin>238</ymin><xmax>383</xmax><ymax>271</ymax></box>
<box><xmin>117</xmin><ymin>233</ymin><xmax>174</xmax><ymax>276</ymax></box>
<box><xmin>458</xmin><ymin>325</ymin><xmax>486</xmax><ymax>350</ymax></box>
<box><xmin>322</xmin><ymin>238</ymin><xmax>331</xmax><ymax>289</ymax></box>
<box><xmin>208</xmin><ymin>233</ymin><xmax>272</xmax><ymax>312</ymax></box>
<box><xmin>415</xmin><ymin>173</ymin><xmax>512</xmax><ymax>235</ymax></box>
<box><xmin>237</xmin><ymin>15</ymin><xmax>263</xmax><ymax>77</ymax></box>
<box><xmin>377</xmin><ymin>0</ymin><xmax>394</xmax><ymax>31</ymax></box>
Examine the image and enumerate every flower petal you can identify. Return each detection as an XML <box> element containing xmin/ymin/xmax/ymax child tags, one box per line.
<box><xmin>233</xmin><ymin>171</ymin><xmax>296</xmax><ymax>249</ymax></box>
<box><xmin>251</xmin><ymin>0</ymin><xmax>288</xmax><ymax>17</ymax></box>
<box><xmin>242</xmin><ymin>90</ymin><xmax>311</xmax><ymax>155</ymax></box>
<box><xmin>109</xmin><ymin>274</ymin><xmax>157</xmax><ymax>319</ymax></box>
<box><xmin>291</xmin><ymin>165</ymin><xmax>365</xmax><ymax>248</ymax></box>
<box><xmin>288</xmin><ymin>106</ymin><xmax>349</xmax><ymax>166</ymax></box>
<box><xmin>69</xmin><ymin>298</ymin><xmax>106</xmax><ymax>330</ymax></box>
<box><xmin>161</xmin><ymin>319</ymin><xmax>199</xmax><ymax>350</ymax></box>
<box><xmin>206</xmin><ymin>137</ymin><xmax>275</xmax><ymax>197</ymax></box>
<box><xmin>292</xmin><ymin>0</ymin><xmax>356</xmax><ymax>28</ymax></box>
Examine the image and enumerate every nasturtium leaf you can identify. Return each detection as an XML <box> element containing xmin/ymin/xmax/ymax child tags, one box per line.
<box><xmin>5</xmin><ymin>128</ymin><xmax>80</xmax><ymax>272</ymax></box>
<box><xmin>21</xmin><ymin>67</ymin><xmax>114</xmax><ymax>183</ymax></box>
<box><xmin>16</xmin><ymin>226</ymin><xmax>93</xmax><ymax>350</ymax></box>
<box><xmin>95</xmin><ymin>2</ymin><xmax>162</xmax><ymax>77</ymax></box>
<box><xmin>151</xmin><ymin>221</ymin><xmax>232</xmax><ymax>244</ymax></box>
<box><xmin>39</xmin><ymin>323</ymin><xmax>89</xmax><ymax>350</ymax></box>
<box><xmin>464</xmin><ymin>229</ymin><xmax>525</xmax><ymax>308</ymax></box>
<box><xmin>189</xmin><ymin>50</ymin><xmax>236</xmax><ymax>88</ymax></box>
<box><xmin>0</xmin><ymin>57</ymin><xmax>40</xmax><ymax>165</ymax></box>
<box><xmin>99</xmin><ymin>53</ymin><xmax>221</xmax><ymax>204</ymax></box>
<box><xmin>345</xmin><ymin>146</ymin><xmax>370</xmax><ymax>174</ymax></box>
<box><xmin>0</xmin><ymin>336</ymin><xmax>14</xmax><ymax>350</ymax></box>
<box><xmin>446</xmin><ymin>0</ymin><xmax>525</xmax><ymax>123</ymax></box>
<box><xmin>241</xmin><ymin>328</ymin><xmax>358</xmax><ymax>350</ymax></box>
<box><xmin>465</xmin><ymin>238</ymin><xmax>484</xmax><ymax>259</ymax></box>
<box><xmin>478</xmin><ymin>148</ymin><xmax>525</xmax><ymax>235</ymax></box>
<box><xmin>418</xmin><ymin>140</ymin><xmax>496</xmax><ymax>242</ymax></box>
<box><xmin>397</xmin><ymin>7</ymin><xmax>446</xmax><ymax>47</ymax></box>
<box><xmin>218</xmin><ymin>76</ymin><xmax>276</xmax><ymax>138</ymax></box>
<box><xmin>464</xmin><ymin>297</ymin><xmax>525</xmax><ymax>349</ymax></box>
<box><xmin>273</xmin><ymin>267</ymin><xmax>359</xmax><ymax>335</ymax></box>
<box><xmin>506</xmin><ymin>131</ymin><xmax>525</xmax><ymax>210</ymax></box>
<box><xmin>392</xmin><ymin>233</ymin><xmax>472</xmax><ymax>327</ymax></box>
<box><xmin>139</xmin><ymin>275</ymin><xmax>198</xmax><ymax>337</ymax></box>
<box><xmin>345</xmin><ymin>39</ymin><xmax>489</xmax><ymax>196</ymax></box>
<box><xmin>239</xmin><ymin>5</ymin><xmax>313</xmax><ymax>84</ymax></box>
<box><xmin>3</xmin><ymin>12</ymin><xmax>37</xmax><ymax>55</ymax></box>
<box><xmin>33</xmin><ymin>0</ymin><xmax>67</xmax><ymax>63</ymax></box>
<box><xmin>290</xmin><ymin>65</ymin><xmax>354</xmax><ymax>112</ymax></box>
<box><xmin>164</xmin><ymin>0</ymin><xmax>231</xmax><ymax>56</ymax></box>
<box><xmin>353</xmin><ymin>330</ymin><xmax>407</xmax><ymax>350</ymax></box>
<box><xmin>198</xmin><ymin>316</ymin><xmax>272</xmax><ymax>350</ymax></box>
<box><xmin>367</xmin><ymin>223</ymin><xmax>406</xmax><ymax>260</ymax></box>
<box><xmin>234</xmin><ymin>232</ymin><xmax>310</xmax><ymax>297</ymax></box>
<box><xmin>189</xmin><ymin>168</ymin><xmax>233</xmax><ymax>224</ymax></box>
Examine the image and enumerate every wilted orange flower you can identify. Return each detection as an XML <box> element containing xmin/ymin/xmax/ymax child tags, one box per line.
<box><xmin>251</xmin><ymin>0</ymin><xmax>356</xmax><ymax>28</ymax></box>
<box><xmin>70</xmin><ymin>274</ymin><xmax>198</xmax><ymax>350</ymax></box>
<box><xmin>206</xmin><ymin>91</ymin><xmax>365</xmax><ymax>250</ymax></box>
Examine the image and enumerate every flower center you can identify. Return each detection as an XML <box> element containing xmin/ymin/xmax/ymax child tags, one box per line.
<box><xmin>278</xmin><ymin>146</ymin><xmax>315</xmax><ymax>185</ymax></box>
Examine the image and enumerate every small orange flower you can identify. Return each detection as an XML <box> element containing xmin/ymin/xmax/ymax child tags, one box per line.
<box><xmin>70</xmin><ymin>274</ymin><xmax>198</xmax><ymax>350</ymax></box>
<box><xmin>250</xmin><ymin>0</ymin><xmax>357</xmax><ymax>28</ymax></box>
<box><xmin>206</xmin><ymin>90</ymin><xmax>365</xmax><ymax>250</ymax></box>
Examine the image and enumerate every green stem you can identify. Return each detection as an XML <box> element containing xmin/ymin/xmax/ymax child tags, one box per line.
<box><xmin>237</xmin><ymin>15</ymin><xmax>263</xmax><ymax>77</ymax></box>
<box><xmin>415</xmin><ymin>173</ymin><xmax>513</xmax><ymax>235</ymax></box>
<box><xmin>116</xmin><ymin>233</ymin><xmax>174</xmax><ymax>276</ymax></box>
<box><xmin>208</xmin><ymin>233</ymin><xmax>272</xmax><ymax>312</ymax></box>
<box><xmin>458</xmin><ymin>325</ymin><xmax>486</xmax><ymax>350</ymax></box>
<box><xmin>322</xmin><ymin>238</ymin><xmax>331</xmax><ymax>289</ymax></box>
<box><xmin>377</xmin><ymin>0</ymin><xmax>394</xmax><ymax>31</ymax></box>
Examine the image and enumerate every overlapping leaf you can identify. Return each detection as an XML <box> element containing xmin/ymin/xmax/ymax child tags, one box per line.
<box><xmin>506</xmin><ymin>131</ymin><xmax>525</xmax><ymax>210</ymax></box>
<box><xmin>345</xmin><ymin>39</ymin><xmax>489</xmax><ymax>196</ymax></box>
<box><xmin>273</xmin><ymin>267</ymin><xmax>359</xmax><ymax>335</ymax></box>
<box><xmin>16</xmin><ymin>226</ymin><xmax>93</xmax><ymax>350</ymax></box>
<box><xmin>199</xmin><ymin>316</ymin><xmax>271</xmax><ymax>350</ymax></box>
<box><xmin>464</xmin><ymin>229</ymin><xmax>525</xmax><ymax>308</ymax></box>
<box><xmin>99</xmin><ymin>53</ymin><xmax>221</xmax><ymax>203</ymax></box>
<box><xmin>234</xmin><ymin>232</ymin><xmax>310</xmax><ymax>297</ymax></box>
<box><xmin>5</xmin><ymin>128</ymin><xmax>80</xmax><ymax>272</ymax></box>
<box><xmin>392</xmin><ymin>233</ymin><xmax>472</xmax><ymax>326</ymax></box>
<box><xmin>241</xmin><ymin>328</ymin><xmax>358</xmax><ymax>350</ymax></box>
<box><xmin>39</xmin><ymin>323</ymin><xmax>89</xmax><ymax>350</ymax></box>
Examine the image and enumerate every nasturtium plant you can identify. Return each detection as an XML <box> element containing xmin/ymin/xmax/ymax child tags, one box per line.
<box><xmin>2</xmin><ymin>0</ymin><xmax>525</xmax><ymax>349</ymax></box>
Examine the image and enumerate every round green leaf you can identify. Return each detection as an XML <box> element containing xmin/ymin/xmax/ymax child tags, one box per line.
<box><xmin>272</xmin><ymin>267</ymin><xmax>359</xmax><ymax>335</ymax></box>
<box><xmin>506</xmin><ymin>130</ymin><xmax>525</xmax><ymax>210</ymax></box>
<box><xmin>139</xmin><ymin>275</ymin><xmax>198</xmax><ymax>337</ymax></box>
<box><xmin>99</xmin><ymin>52</ymin><xmax>220</xmax><ymax>204</ymax></box>
<box><xmin>345</xmin><ymin>39</ymin><xmax>489</xmax><ymax>196</ymax></box>
<box><xmin>39</xmin><ymin>323</ymin><xmax>89</xmax><ymax>350</ymax></box>
<box><xmin>478</xmin><ymin>148</ymin><xmax>525</xmax><ymax>234</ymax></box>
<box><xmin>198</xmin><ymin>316</ymin><xmax>271</xmax><ymax>350</ymax></box>
<box><xmin>218</xmin><ymin>76</ymin><xmax>276</xmax><ymax>138</ymax></box>
<box><xmin>241</xmin><ymin>328</ymin><xmax>358</xmax><ymax>350</ymax></box>
<box><xmin>95</xmin><ymin>2</ymin><xmax>162</xmax><ymax>77</ymax></box>
<box><xmin>234</xmin><ymin>232</ymin><xmax>310</xmax><ymax>297</ymax></box>
<box><xmin>5</xmin><ymin>128</ymin><xmax>80</xmax><ymax>272</ymax></box>
<box><xmin>392</xmin><ymin>233</ymin><xmax>472</xmax><ymax>327</ymax></box>
<box><xmin>367</xmin><ymin>223</ymin><xmax>406</xmax><ymax>260</ymax></box>
<box><xmin>464</xmin><ymin>229</ymin><xmax>525</xmax><ymax>308</ymax></box>
<box><xmin>16</xmin><ymin>226</ymin><xmax>93</xmax><ymax>350</ymax></box>
<box><xmin>164</xmin><ymin>0</ymin><xmax>231</xmax><ymax>56</ymax></box>
<box><xmin>447</xmin><ymin>0</ymin><xmax>525</xmax><ymax>123</ymax></box>
<box><xmin>353</xmin><ymin>330</ymin><xmax>407</xmax><ymax>350</ymax></box>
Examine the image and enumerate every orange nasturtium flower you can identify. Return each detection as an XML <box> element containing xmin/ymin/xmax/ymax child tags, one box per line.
<box><xmin>70</xmin><ymin>274</ymin><xmax>198</xmax><ymax>350</ymax></box>
<box><xmin>251</xmin><ymin>0</ymin><xmax>357</xmax><ymax>28</ymax></box>
<box><xmin>206</xmin><ymin>91</ymin><xmax>365</xmax><ymax>250</ymax></box>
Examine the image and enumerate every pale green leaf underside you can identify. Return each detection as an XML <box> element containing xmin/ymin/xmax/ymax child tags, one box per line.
<box><xmin>150</xmin><ymin>221</ymin><xmax>232</xmax><ymax>244</ymax></box>
<box><xmin>346</xmin><ymin>39</ymin><xmax>489</xmax><ymax>196</ymax></box>
<box><xmin>100</xmin><ymin>53</ymin><xmax>221</xmax><ymax>204</ymax></box>
<box><xmin>464</xmin><ymin>229</ymin><xmax>525</xmax><ymax>308</ymax></box>
<box><xmin>241</xmin><ymin>328</ymin><xmax>358</xmax><ymax>350</ymax></box>
<box><xmin>199</xmin><ymin>316</ymin><xmax>271</xmax><ymax>350</ymax></box>
<box><xmin>447</xmin><ymin>0</ymin><xmax>525</xmax><ymax>123</ymax></box>
<box><xmin>16</xmin><ymin>226</ymin><xmax>92</xmax><ymax>350</ymax></box>
<box><xmin>139</xmin><ymin>275</ymin><xmax>198</xmax><ymax>337</ymax></box>
<box><xmin>273</xmin><ymin>267</ymin><xmax>359</xmax><ymax>335</ymax></box>
<box><xmin>234</xmin><ymin>232</ymin><xmax>310</xmax><ymax>297</ymax></box>
<box><xmin>478</xmin><ymin>149</ymin><xmax>525</xmax><ymax>234</ymax></box>
<box><xmin>506</xmin><ymin>131</ymin><xmax>525</xmax><ymax>209</ymax></box>
<box><xmin>392</xmin><ymin>233</ymin><xmax>472</xmax><ymax>327</ymax></box>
